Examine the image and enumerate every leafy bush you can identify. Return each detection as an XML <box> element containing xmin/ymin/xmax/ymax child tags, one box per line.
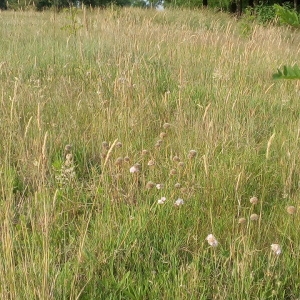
<box><xmin>273</xmin><ymin>65</ymin><xmax>300</xmax><ymax>79</ymax></box>
<box><xmin>254</xmin><ymin>2</ymin><xmax>276</xmax><ymax>24</ymax></box>
<box><xmin>274</xmin><ymin>3</ymin><xmax>300</xmax><ymax>28</ymax></box>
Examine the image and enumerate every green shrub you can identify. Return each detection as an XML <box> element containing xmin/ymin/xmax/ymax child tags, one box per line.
<box><xmin>254</xmin><ymin>2</ymin><xmax>276</xmax><ymax>24</ymax></box>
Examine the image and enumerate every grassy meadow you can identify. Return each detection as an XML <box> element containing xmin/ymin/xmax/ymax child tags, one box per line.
<box><xmin>0</xmin><ymin>6</ymin><xmax>300</xmax><ymax>299</ymax></box>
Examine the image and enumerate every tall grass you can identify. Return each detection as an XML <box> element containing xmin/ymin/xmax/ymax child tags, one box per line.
<box><xmin>0</xmin><ymin>6</ymin><xmax>300</xmax><ymax>299</ymax></box>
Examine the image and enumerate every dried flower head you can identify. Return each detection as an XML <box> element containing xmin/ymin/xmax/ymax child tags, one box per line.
<box><xmin>64</xmin><ymin>144</ymin><xmax>72</xmax><ymax>154</ymax></box>
<box><xmin>170</xmin><ymin>169</ymin><xmax>177</xmax><ymax>176</ymax></box>
<box><xmin>129</xmin><ymin>163</ymin><xmax>140</xmax><ymax>173</ymax></box>
<box><xmin>172</xmin><ymin>156</ymin><xmax>180</xmax><ymax>162</ymax></box>
<box><xmin>158</xmin><ymin>197</ymin><xmax>166</xmax><ymax>204</ymax></box>
<box><xmin>174</xmin><ymin>183</ymin><xmax>181</xmax><ymax>188</ymax></box>
<box><xmin>114</xmin><ymin>173</ymin><xmax>122</xmax><ymax>180</ymax></box>
<box><xmin>178</xmin><ymin>161</ymin><xmax>185</xmax><ymax>168</ymax></box>
<box><xmin>180</xmin><ymin>187</ymin><xmax>188</xmax><ymax>194</ymax></box>
<box><xmin>124</xmin><ymin>156</ymin><xmax>130</xmax><ymax>163</ymax></box>
<box><xmin>156</xmin><ymin>183</ymin><xmax>164</xmax><ymax>190</ymax></box>
<box><xmin>115</xmin><ymin>157</ymin><xmax>123</xmax><ymax>166</ymax></box>
<box><xmin>188</xmin><ymin>150</ymin><xmax>197</xmax><ymax>159</ymax></box>
<box><xmin>159</xmin><ymin>132</ymin><xmax>167</xmax><ymax>139</ymax></box>
<box><xmin>271</xmin><ymin>244</ymin><xmax>281</xmax><ymax>255</ymax></box>
<box><xmin>238</xmin><ymin>217</ymin><xmax>247</xmax><ymax>224</ymax></box>
<box><xmin>115</xmin><ymin>142</ymin><xmax>123</xmax><ymax>148</ymax></box>
<box><xmin>174</xmin><ymin>198</ymin><xmax>184</xmax><ymax>206</ymax></box>
<box><xmin>155</xmin><ymin>142</ymin><xmax>161</xmax><ymax>149</ymax></box>
<box><xmin>250</xmin><ymin>196</ymin><xmax>258</xmax><ymax>205</ymax></box>
<box><xmin>286</xmin><ymin>206</ymin><xmax>296</xmax><ymax>215</ymax></box>
<box><xmin>206</xmin><ymin>234</ymin><xmax>218</xmax><ymax>247</ymax></box>
<box><xmin>147</xmin><ymin>160</ymin><xmax>155</xmax><ymax>166</ymax></box>
<box><xmin>142</xmin><ymin>149</ymin><xmax>149</xmax><ymax>156</ymax></box>
<box><xmin>102</xmin><ymin>141</ymin><xmax>109</xmax><ymax>150</ymax></box>
<box><xmin>146</xmin><ymin>181</ymin><xmax>155</xmax><ymax>189</ymax></box>
<box><xmin>250</xmin><ymin>213</ymin><xmax>259</xmax><ymax>221</ymax></box>
<box><xmin>163</xmin><ymin>123</ymin><xmax>171</xmax><ymax>129</ymax></box>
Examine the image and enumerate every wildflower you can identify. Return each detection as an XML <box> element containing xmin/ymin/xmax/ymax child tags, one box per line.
<box><xmin>159</xmin><ymin>132</ymin><xmax>167</xmax><ymax>139</ymax></box>
<box><xmin>148</xmin><ymin>160</ymin><xmax>155</xmax><ymax>166</ymax></box>
<box><xmin>238</xmin><ymin>217</ymin><xmax>246</xmax><ymax>224</ymax></box>
<box><xmin>172</xmin><ymin>156</ymin><xmax>180</xmax><ymax>162</ymax></box>
<box><xmin>169</xmin><ymin>169</ymin><xmax>177</xmax><ymax>176</ymax></box>
<box><xmin>174</xmin><ymin>198</ymin><xmax>184</xmax><ymax>206</ymax></box>
<box><xmin>124</xmin><ymin>156</ymin><xmax>130</xmax><ymax>163</ymax></box>
<box><xmin>156</xmin><ymin>140</ymin><xmax>163</xmax><ymax>145</ymax></box>
<box><xmin>188</xmin><ymin>150</ymin><xmax>197</xmax><ymax>159</ymax></box>
<box><xmin>142</xmin><ymin>149</ymin><xmax>149</xmax><ymax>156</ymax></box>
<box><xmin>129</xmin><ymin>163</ymin><xmax>140</xmax><ymax>173</ymax></box>
<box><xmin>115</xmin><ymin>157</ymin><xmax>123</xmax><ymax>166</ymax></box>
<box><xmin>156</xmin><ymin>183</ymin><xmax>164</xmax><ymax>190</ymax></box>
<box><xmin>115</xmin><ymin>142</ymin><xmax>122</xmax><ymax>148</ymax></box>
<box><xmin>286</xmin><ymin>206</ymin><xmax>296</xmax><ymax>215</ymax></box>
<box><xmin>174</xmin><ymin>183</ymin><xmax>181</xmax><ymax>188</ymax></box>
<box><xmin>102</xmin><ymin>141</ymin><xmax>109</xmax><ymax>150</ymax></box>
<box><xmin>64</xmin><ymin>144</ymin><xmax>72</xmax><ymax>154</ymax></box>
<box><xmin>250</xmin><ymin>196</ymin><xmax>258</xmax><ymax>205</ymax></box>
<box><xmin>158</xmin><ymin>197</ymin><xmax>166</xmax><ymax>204</ymax></box>
<box><xmin>178</xmin><ymin>162</ymin><xmax>185</xmax><ymax>167</ymax></box>
<box><xmin>250</xmin><ymin>214</ymin><xmax>259</xmax><ymax>221</ymax></box>
<box><xmin>271</xmin><ymin>244</ymin><xmax>281</xmax><ymax>255</ymax></box>
<box><xmin>146</xmin><ymin>181</ymin><xmax>155</xmax><ymax>189</ymax></box>
<box><xmin>163</xmin><ymin>123</ymin><xmax>171</xmax><ymax>129</ymax></box>
<box><xmin>206</xmin><ymin>234</ymin><xmax>218</xmax><ymax>247</ymax></box>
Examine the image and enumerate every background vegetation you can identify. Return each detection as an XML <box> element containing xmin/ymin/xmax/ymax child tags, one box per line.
<box><xmin>0</xmin><ymin>6</ymin><xmax>300</xmax><ymax>299</ymax></box>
